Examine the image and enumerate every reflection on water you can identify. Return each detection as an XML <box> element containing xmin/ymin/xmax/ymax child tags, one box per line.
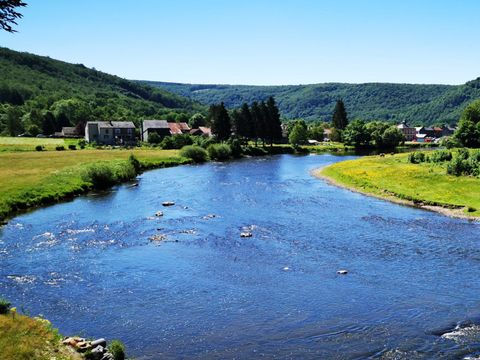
<box><xmin>0</xmin><ymin>154</ymin><xmax>479</xmax><ymax>359</ymax></box>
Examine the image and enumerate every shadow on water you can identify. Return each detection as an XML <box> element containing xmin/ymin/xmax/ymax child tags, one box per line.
<box><xmin>0</xmin><ymin>154</ymin><xmax>478</xmax><ymax>359</ymax></box>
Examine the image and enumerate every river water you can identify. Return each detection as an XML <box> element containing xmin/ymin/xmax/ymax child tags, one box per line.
<box><xmin>1</xmin><ymin>154</ymin><xmax>479</xmax><ymax>359</ymax></box>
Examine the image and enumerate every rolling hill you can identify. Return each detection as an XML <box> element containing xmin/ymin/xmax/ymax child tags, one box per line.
<box><xmin>0</xmin><ymin>47</ymin><xmax>201</xmax><ymax>135</ymax></box>
<box><xmin>145</xmin><ymin>79</ymin><xmax>480</xmax><ymax>126</ymax></box>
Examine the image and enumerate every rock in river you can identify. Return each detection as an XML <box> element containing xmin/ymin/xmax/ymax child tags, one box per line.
<box><xmin>337</xmin><ymin>269</ymin><xmax>348</xmax><ymax>275</ymax></box>
<box><xmin>162</xmin><ymin>201</ymin><xmax>175</xmax><ymax>207</ymax></box>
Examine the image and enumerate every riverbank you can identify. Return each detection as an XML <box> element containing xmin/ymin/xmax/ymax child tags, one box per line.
<box><xmin>315</xmin><ymin>153</ymin><xmax>480</xmax><ymax>219</ymax></box>
<box><xmin>0</xmin><ymin>149</ymin><xmax>192</xmax><ymax>222</ymax></box>
<box><xmin>0</xmin><ymin>312</ymin><xmax>82</xmax><ymax>360</ymax></box>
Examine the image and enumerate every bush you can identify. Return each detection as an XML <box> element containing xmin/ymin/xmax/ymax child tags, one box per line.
<box><xmin>108</xmin><ymin>340</ymin><xmax>126</xmax><ymax>360</ymax></box>
<box><xmin>55</xmin><ymin>146</ymin><xmax>65</xmax><ymax>151</ymax></box>
<box><xmin>207</xmin><ymin>143</ymin><xmax>232</xmax><ymax>161</ymax></box>
<box><xmin>0</xmin><ymin>298</ymin><xmax>11</xmax><ymax>314</ymax></box>
<box><xmin>78</xmin><ymin>139</ymin><xmax>87</xmax><ymax>149</ymax></box>
<box><xmin>35</xmin><ymin>145</ymin><xmax>44</xmax><ymax>151</ymax></box>
<box><xmin>440</xmin><ymin>136</ymin><xmax>461</xmax><ymax>149</ymax></box>
<box><xmin>148</xmin><ymin>132</ymin><xmax>162</xmax><ymax>144</ymax></box>
<box><xmin>407</xmin><ymin>151</ymin><xmax>426</xmax><ymax>164</ymax></box>
<box><xmin>68</xmin><ymin>144</ymin><xmax>76</xmax><ymax>150</ymax></box>
<box><xmin>180</xmin><ymin>145</ymin><xmax>208</xmax><ymax>163</ymax></box>
<box><xmin>430</xmin><ymin>150</ymin><xmax>452</xmax><ymax>163</ymax></box>
<box><xmin>82</xmin><ymin>163</ymin><xmax>116</xmax><ymax>189</ymax></box>
<box><xmin>194</xmin><ymin>136</ymin><xmax>217</xmax><ymax>149</ymax></box>
<box><xmin>457</xmin><ymin>148</ymin><xmax>470</xmax><ymax>161</ymax></box>
<box><xmin>227</xmin><ymin>138</ymin><xmax>243</xmax><ymax>158</ymax></box>
<box><xmin>128</xmin><ymin>154</ymin><xmax>141</xmax><ymax>173</ymax></box>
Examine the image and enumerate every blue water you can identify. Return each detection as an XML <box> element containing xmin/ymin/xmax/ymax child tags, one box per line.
<box><xmin>1</xmin><ymin>154</ymin><xmax>479</xmax><ymax>359</ymax></box>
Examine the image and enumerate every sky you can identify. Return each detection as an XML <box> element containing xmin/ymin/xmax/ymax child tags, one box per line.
<box><xmin>1</xmin><ymin>0</ymin><xmax>479</xmax><ymax>85</ymax></box>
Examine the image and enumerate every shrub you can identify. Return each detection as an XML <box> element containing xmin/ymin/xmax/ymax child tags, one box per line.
<box><xmin>82</xmin><ymin>163</ymin><xmax>116</xmax><ymax>189</ymax></box>
<box><xmin>457</xmin><ymin>148</ymin><xmax>470</xmax><ymax>161</ymax></box>
<box><xmin>68</xmin><ymin>144</ymin><xmax>77</xmax><ymax>150</ymax></box>
<box><xmin>55</xmin><ymin>146</ymin><xmax>65</xmax><ymax>151</ymax></box>
<box><xmin>148</xmin><ymin>132</ymin><xmax>162</xmax><ymax>144</ymax></box>
<box><xmin>447</xmin><ymin>157</ymin><xmax>471</xmax><ymax>176</ymax></box>
<box><xmin>78</xmin><ymin>139</ymin><xmax>87</xmax><ymax>149</ymax></box>
<box><xmin>35</xmin><ymin>145</ymin><xmax>44</xmax><ymax>151</ymax></box>
<box><xmin>128</xmin><ymin>154</ymin><xmax>142</xmax><ymax>173</ymax></box>
<box><xmin>0</xmin><ymin>298</ymin><xmax>11</xmax><ymax>314</ymax></box>
<box><xmin>227</xmin><ymin>138</ymin><xmax>243</xmax><ymax>158</ymax></box>
<box><xmin>407</xmin><ymin>151</ymin><xmax>426</xmax><ymax>164</ymax></box>
<box><xmin>430</xmin><ymin>150</ymin><xmax>452</xmax><ymax>163</ymax></box>
<box><xmin>180</xmin><ymin>145</ymin><xmax>208</xmax><ymax>163</ymax></box>
<box><xmin>440</xmin><ymin>136</ymin><xmax>461</xmax><ymax>149</ymax></box>
<box><xmin>108</xmin><ymin>339</ymin><xmax>126</xmax><ymax>360</ymax></box>
<box><xmin>194</xmin><ymin>136</ymin><xmax>217</xmax><ymax>149</ymax></box>
<box><xmin>207</xmin><ymin>143</ymin><xmax>232</xmax><ymax>161</ymax></box>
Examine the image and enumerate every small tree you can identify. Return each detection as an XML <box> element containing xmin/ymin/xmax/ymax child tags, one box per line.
<box><xmin>289</xmin><ymin>122</ymin><xmax>308</xmax><ymax>147</ymax></box>
<box><xmin>332</xmin><ymin>99</ymin><xmax>348</xmax><ymax>130</ymax></box>
<box><xmin>342</xmin><ymin>119</ymin><xmax>370</xmax><ymax>147</ymax></box>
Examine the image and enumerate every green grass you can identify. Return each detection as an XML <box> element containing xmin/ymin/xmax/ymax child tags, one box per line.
<box><xmin>0</xmin><ymin>149</ymin><xmax>190</xmax><ymax>221</ymax></box>
<box><xmin>319</xmin><ymin>153</ymin><xmax>480</xmax><ymax>218</ymax></box>
<box><xmin>0</xmin><ymin>313</ymin><xmax>81</xmax><ymax>360</ymax></box>
<box><xmin>0</xmin><ymin>137</ymin><xmax>80</xmax><ymax>152</ymax></box>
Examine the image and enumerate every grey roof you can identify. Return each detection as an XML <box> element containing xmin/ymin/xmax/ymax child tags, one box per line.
<box><xmin>143</xmin><ymin>120</ymin><xmax>169</xmax><ymax>130</ymax></box>
<box><xmin>87</xmin><ymin>121</ymin><xmax>135</xmax><ymax>128</ymax></box>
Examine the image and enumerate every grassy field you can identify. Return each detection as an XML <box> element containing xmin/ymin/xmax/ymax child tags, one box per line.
<box><xmin>318</xmin><ymin>153</ymin><xmax>480</xmax><ymax>218</ymax></box>
<box><xmin>0</xmin><ymin>137</ymin><xmax>80</xmax><ymax>152</ymax></box>
<box><xmin>0</xmin><ymin>148</ymin><xmax>189</xmax><ymax>221</ymax></box>
<box><xmin>0</xmin><ymin>313</ymin><xmax>81</xmax><ymax>360</ymax></box>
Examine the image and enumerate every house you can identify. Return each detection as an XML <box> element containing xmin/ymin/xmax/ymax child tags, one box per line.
<box><xmin>415</xmin><ymin>133</ymin><xmax>428</xmax><ymax>143</ymax></box>
<box><xmin>141</xmin><ymin>120</ymin><xmax>171</xmax><ymax>142</ymax></box>
<box><xmin>189</xmin><ymin>127</ymin><xmax>212</xmax><ymax>137</ymax></box>
<box><xmin>54</xmin><ymin>127</ymin><xmax>81</xmax><ymax>138</ymax></box>
<box><xmin>442</xmin><ymin>125</ymin><xmax>456</xmax><ymax>137</ymax></box>
<box><xmin>396</xmin><ymin>121</ymin><xmax>416</xmax><ymax>141</ymax></box>
<box><xmin>168</xmin><ymin>122</ymin><xmax>190</xmax><ymax>135</ymax></box>
<box><xmin>85</xmin><ymin>121</ymin><xmax>136</xmax><ymax>145</ymax></box>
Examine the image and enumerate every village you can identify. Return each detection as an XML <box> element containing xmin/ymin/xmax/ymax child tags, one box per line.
<box><xmin>47</xmin><ymin>119</ymin><xmax>457</xmax><ymax>146</ymax></box>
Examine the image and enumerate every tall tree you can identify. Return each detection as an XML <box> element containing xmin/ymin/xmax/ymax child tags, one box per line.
<box><xmin>209</xmin><ymin>102</ymin><xmax>231</xmax><ymax>141</ymax></box>
<box><xmin>265</xmin><ymin>96</ymin><xmax>283</xmax><ymax>145</ymax></box>
<box><xmin>251</xmin><ymin>101</ymin><xmax>265</xmax><ymax>146</ymax></box>
<box><xmin>0</xmin><ymin>0</ymin><xmax>27</xmax><ymax>33</ymax></box>
<box><xmin>332</xmin><ymin>99</ymin><xmax>348</xmax><ymax>130</ymax></box>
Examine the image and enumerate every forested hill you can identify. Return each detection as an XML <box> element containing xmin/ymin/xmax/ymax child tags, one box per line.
<box><xmin>0</xmin><ymin>47</ymin><xmax>201</xmax><ymax>136</ymax></box>
<box><xmin>145</xmin><ymin>80</ymin><xmax>480</xmax><ymax>125</ymax></box>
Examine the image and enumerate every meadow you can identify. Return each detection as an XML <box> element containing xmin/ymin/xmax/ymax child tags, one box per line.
<box><xmin>0</xmin><ymin>140</ymin><xmax>189</xmax><ymax>221</ymax></box>
<box><xmin>318</xmin><ymin>153</ymin><xmax>480</xmax><ymax>218</ymax></box>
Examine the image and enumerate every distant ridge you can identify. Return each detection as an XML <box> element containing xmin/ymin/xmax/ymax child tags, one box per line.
<box><xmin>143</xmin><ymin>79</ymin><xmax>480</xmax><ymax>125</ymax></box>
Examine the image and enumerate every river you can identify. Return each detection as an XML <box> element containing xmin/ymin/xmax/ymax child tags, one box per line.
<box><xmin>1</xmin><ymin>154</ymin><xmax>479</xmax><ymax>359</ymax></box>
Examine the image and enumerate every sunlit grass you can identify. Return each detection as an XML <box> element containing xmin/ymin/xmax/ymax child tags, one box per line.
<box><xmin>0</xmin><ymin>149</ymin><xmax>188</xmax><ymax>220</ymax></box>
<box><xmin>320</xmin><ymin>153</ymin><xmax>480</xmax><ymax>217</ymax></box>
<box><xmin>0</xmin><ymin>137</ymin><xmax>80</xmax><ymax>152</ymax></box>
<box><xmin>0</xmin><ymin>314</ymin><xmax>79</xmax><ymax>360</ymax></box>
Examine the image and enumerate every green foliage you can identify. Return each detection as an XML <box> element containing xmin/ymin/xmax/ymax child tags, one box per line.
<box><xmin>180</xmin><ymin>145</ymin><xmax>208</xmax><ymax>163</ymax></box>
<box><xmin>227</xmin><ymin>138</ymin><xmax>243</xmax><ymax>158</ymax></box>
<box><xmin>288</xmin><ymin>121</ymin><xmax>308</xmax><ymax>146</ymax></box>
<box><xmin>128</xmin><ymin>154</ymin><xmax>141</xmax><ymax>173</ymax></box>
<box><xmin>407</xmin><ymin>151</ymin><xmax>426</xmax><ymax>164</ymax></box>
<box><xmin>342</xmin><ymin>119</ymin><xmax>370</xmax><ymax>147</ymax></box>
<box><xmin>55</xmin><ymin>145</ymin><xmax>65</xmax><ymax>151</ymax></box>
<box><xmin>440</xmin><ymin>136</ymin><xmax>461</xmax><ymax>149</ymax></box>
<box><xmin>209</xmin><ymin>102</ymin><xmax>231</xmax><ymax>141</ymax></box>
<box><xmin>160</xmin><ymin>134</ymin><xmax>193</xmax><ymax>149</ymax></box>
<box><xmin>0</xmin><ymin>298</ymin><xmax>11</xmax><ymax>314</ymax></box>
<box><xmin>0</xmin><ymin>47</ymin><xmax>202</xmax><ymax>136</ymax></box>
<box><xmin>189</xmin><ymin>113</ymin><xmax>206</xmax><ymax>128</ymax></box>
<box><xmin>147</xmin><ymin>132</ymin><xmax>162</xmax><ymax>144</ymax></box>
<box><xmin>35</xmin><ymin>145</ymin><xmax>43</xmax><ymax>151</ymax></box>
<box><xmin>68</xmin><ymin>144</ymin><xmax>76</xmax><ymax>150</ymax></box>
<box><xmin>81</xmin><ymin>161</ymin><xmax>137</xmax><ymax>190</ymax></box>
<box><xmin>207</xmin><ymin>143</ymin><xmax>232</xmax><ymax>161</ymax></box>
<box><xmin>148</xmin><ymin>80</ymin><xmax>478</xmax><ymax>125</ymax></box>
<box><xmin>430</xmin><ymin>150</ymin><xmax>452</xmax><ymax>163</ymax></box>
<box><xmin>108</xmin><ymin>339</ymin><xmax>126</xmax><ymax>360</ymax></box>
<box><xmin>332</xmin><ymin>99</ymin><xmax>348</xmax><ymax>130</ymax></box>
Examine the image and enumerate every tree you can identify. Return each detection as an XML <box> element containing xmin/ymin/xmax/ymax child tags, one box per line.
<box><xmin>288</xmin><ymin>121</ymin><xmax>308</xmax><ymax>147</ymax></box>
<box><xmin>0</xmin><ymin>0</ymin><xmax>26</xmax><ymax>33</ymax></box>
<box><xmin>455</xmin><ymin>99</ymin><xmax>480</xmax><ymax>148</ymax></box>
<box><xmin>41</xmin><ymin>111</ymin><xmax>56</xmax><ymax>135</ymax></box>
<box><xmin>332</xmin><ymin>99</ymin><xmax>348</xmax><ymax>130</ymax></box>
<box><xmin>342</xmin><ymin>119</ymin><xmax>370</xmax><ymax>147</ymax></box>
<box><xmin>4</xmin><ymin>105</ymin><xmax>23</xmax><ymax>135</ymax></box>
<box><xmin>381</xmin><ymin>126</ymin><xmax>404</xmax><ymax>148</ymax></box>
<box><xmin>209</xmin><ymin>103</ymin><xmax>231</xmax><ymax>141</ymax></box>
<box><xmin>251</xmin><ymin>101</ymin><xmax>265</xmax><ymax>146</ymax></box>
<box><xmin>189</xmin><ymin>113</ymin><xmax>206</xmax><ymax>128</ymax></box>
<box><xmin>265</xmin><ymin>96</ymin><xmax>283</xmax><ymax>145</ymax></box>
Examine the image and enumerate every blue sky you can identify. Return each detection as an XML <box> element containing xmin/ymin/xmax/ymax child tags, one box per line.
<box><xmin>1</xmin><ymin>0</ymin><xmax>479</xmax><ymax>85</ymax></box>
